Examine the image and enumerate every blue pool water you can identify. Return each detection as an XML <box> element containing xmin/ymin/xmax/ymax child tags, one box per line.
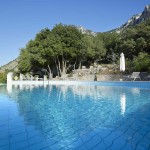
<box><xmin>0</xmin><ymin>83</ymin><xmax>150</xmax><ymax>150</ymax></box>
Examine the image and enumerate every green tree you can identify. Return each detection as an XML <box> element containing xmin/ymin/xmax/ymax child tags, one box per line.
<box><xmin>0</xmin><ymin>72</ymin><xmax>7</xmax><ymax>83</ymax></box>
<box><xmin>18</xmin><ymin>24</ymin><xmax>86</xmax><ymax>76</ymax></box>
<box><xmin>96</xmin><ymin>32</ymin><xmax>120</xmax><ymax>63</ymax></box>
<box><xmin>51</xmin><ymin>24</ymin><xmax>86</xmax><ymax>74</ymax></box>
<box><xmin>133</xmin><ymin>52</ymin><xmax>150</xmax><ymax>72</ymax></box>
<box><xmin>92</xmin><ymin>35</ymin><xmax>106</xmax><ymax>63</ymax></box>
<box><xmin>119</xmin><ymin>39</ymin><xmax>136</xmax><ymax>59</ymax></box>
<box><xmin>18</xmin><ymin>48</ymin><xmax>31</xmax><ymax>73</ymax></box>
<box><xmin>118</xmin><ymin>19</ymin><xmax>150</xmax><ymax>60</ymax></box>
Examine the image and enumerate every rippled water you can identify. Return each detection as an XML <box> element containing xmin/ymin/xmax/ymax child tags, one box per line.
<box><xmin>0</xmin><ymin>84</ymin><xmax>150</xmax><ymax>150</ymax></box>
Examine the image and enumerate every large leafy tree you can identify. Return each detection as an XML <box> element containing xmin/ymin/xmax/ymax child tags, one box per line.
<box><xmin>18</xmin><ymin>24</ymin><xmax>87</xmax><ymax>75</ymax></box>
<box><xmin>92</xmin><ymin>35</ymin><xmax>106</xmax><ymax>63</ymax></box>
<box><xmin>19</xmin><ymin>28</ymin><xmax>53</xmax><ymax>73</ymax></box>
<box><xmin>83</xmin><ymin>34</ymin><xmax>107</xmax><ymax>65</ymax></box>
<box><xmin>51</xmin><ymin>24</ymin><xmax>86</xmax><ymax>74</ymax></box>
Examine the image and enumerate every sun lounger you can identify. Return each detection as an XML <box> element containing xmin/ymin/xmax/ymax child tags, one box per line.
<box><xmin>123</xmin><ymin>72</ymin><xmax>141</xmax><ymax>81</ymax></box>
<box><xmin>20</xmin><ymin>74</ymin><xmax>27</xmax><ymax>80</ymax></box>
<box><xmin>25</xmin><ymin>74</ymin><xmax>32</xmax><ymax>80</ymax></box>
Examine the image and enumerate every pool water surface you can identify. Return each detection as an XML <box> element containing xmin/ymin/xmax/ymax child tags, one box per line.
<box><xmin>0</xmin><ymin>84</ymin><xmax>150</xmax><ymax>150</ymax></box>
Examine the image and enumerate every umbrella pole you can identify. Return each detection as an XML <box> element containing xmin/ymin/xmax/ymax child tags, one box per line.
<box><xmin>120</xmin><ymin>71</ymin><xmax>123</xmax><ymax>81</ymax></box>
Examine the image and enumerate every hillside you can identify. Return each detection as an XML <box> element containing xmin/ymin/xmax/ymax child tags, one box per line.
<box><xmin>0</xmin><ymin>59</ymin><xmax>18</xmax><ymax>73</ymax></box>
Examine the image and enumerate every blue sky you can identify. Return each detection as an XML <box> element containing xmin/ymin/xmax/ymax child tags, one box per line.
<box><xmin>0</xmin><ymin>0</ymin><xmax>148</xmax><ymax>66</ymax></box>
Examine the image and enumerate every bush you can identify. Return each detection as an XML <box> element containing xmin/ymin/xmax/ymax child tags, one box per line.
<box><xmin>133</xmin><ymin>52</ymin><xmax>150</xmax><ymax>72</ymax></box>
<box><xmin>0</xmin><ymin>73</ymin><xmax>7</xmax><ymax>83</ymax></box>
<box><xmin>124</xmin><ymin>59</ymin><xmax>134</xmax><ymax>74</ymax></box>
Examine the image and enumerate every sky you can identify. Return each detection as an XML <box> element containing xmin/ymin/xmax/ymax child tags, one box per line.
<box><xmin>0</xmin><ymin>0</ymin><xmax>149</xmax><ymax>67</ymax></box>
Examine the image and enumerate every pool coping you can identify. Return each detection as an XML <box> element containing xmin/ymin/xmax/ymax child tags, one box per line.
<box><xmin>5</xmin><ymin>80</ymin><xmax>150</xmax><ymax>90</ymax></box>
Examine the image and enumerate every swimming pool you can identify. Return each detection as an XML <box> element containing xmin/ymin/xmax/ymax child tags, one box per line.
<box><xmin>0</xmin><ymin>82</ymin><xmax>150</xmax><ymax>150</ymax></box>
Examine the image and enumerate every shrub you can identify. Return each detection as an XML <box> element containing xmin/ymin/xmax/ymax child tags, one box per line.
<box><xmin>133</xmin><ymin>52</ymin><xmax>150</xmax><ymax>72</ymax></box>
<box><xmin>124</xmin><ymin>59</ymin><xmax>134</xmax><ymax>74</ymax></box>
<box><xmin>0</xmin><ymin>73</ymin><xmax>7</xmax><ymax>83</ymax></box>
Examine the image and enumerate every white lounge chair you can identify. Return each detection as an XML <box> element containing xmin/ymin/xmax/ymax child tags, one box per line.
<box><xmin>20</xmin><ymin>74</ymin><xmax>27</xmax><ymax>80</ymax></box>
<box><xmin>25</xmin><ymin>74</ymin><xmax>32</xmax><ymax>80</ymax></box>
<box><xmin>123</xmin><ymin>72</ymin><xmax>141</xmax><ymax>81</ymax></box>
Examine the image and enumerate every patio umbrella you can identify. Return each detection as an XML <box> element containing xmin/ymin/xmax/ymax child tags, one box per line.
<box><xmin>120</xmin><ymin>52</ymin><xmax>125</xmax><ymax>72</ymax></box>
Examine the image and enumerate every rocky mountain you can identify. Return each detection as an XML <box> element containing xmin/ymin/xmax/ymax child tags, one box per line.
<box><xmin>113</xmin><ymin>4</ymin><xmax>150</xmax><ymax>33</ymax></box>
<box><xmin>78</xmin><ymin>5</ymin><xmax>150</xmax><ymax>34</ymax></box>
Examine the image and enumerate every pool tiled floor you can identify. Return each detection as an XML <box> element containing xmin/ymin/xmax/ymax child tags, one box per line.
<box><xmin>0</xmin><ymin>85</ymin><xmax>150</xmax><ymax>149</ymax></box>
<box><xmin>1</xmin><ymin>107</ymin><xmax>150</xmax><ymax>150</ymax></box>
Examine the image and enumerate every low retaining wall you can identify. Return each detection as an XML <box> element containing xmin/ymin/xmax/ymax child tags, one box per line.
<box><xmin>77</xmin><ymin>74</ymin><xmax>122</xmax><ymax>81</ymax></box>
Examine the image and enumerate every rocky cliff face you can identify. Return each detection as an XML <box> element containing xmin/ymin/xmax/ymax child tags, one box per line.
<box><xmin>77</xmin><ymin>26</ymin><xmax>97</xmax><ymax>36</ymax></box>
<box><xmin>123</xmin><ymin>5</ymin><xmax>150</xmax><ymax>27</ymax></box>
<box><xmin>143</xmin><ymin>5</ymin><xmax>150</xmax><ymax>18</ymax></box>
<box><xmin>114</xmin><ymin>5</ymin><xmax>150</xmax><ymax>33</ymax></box>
